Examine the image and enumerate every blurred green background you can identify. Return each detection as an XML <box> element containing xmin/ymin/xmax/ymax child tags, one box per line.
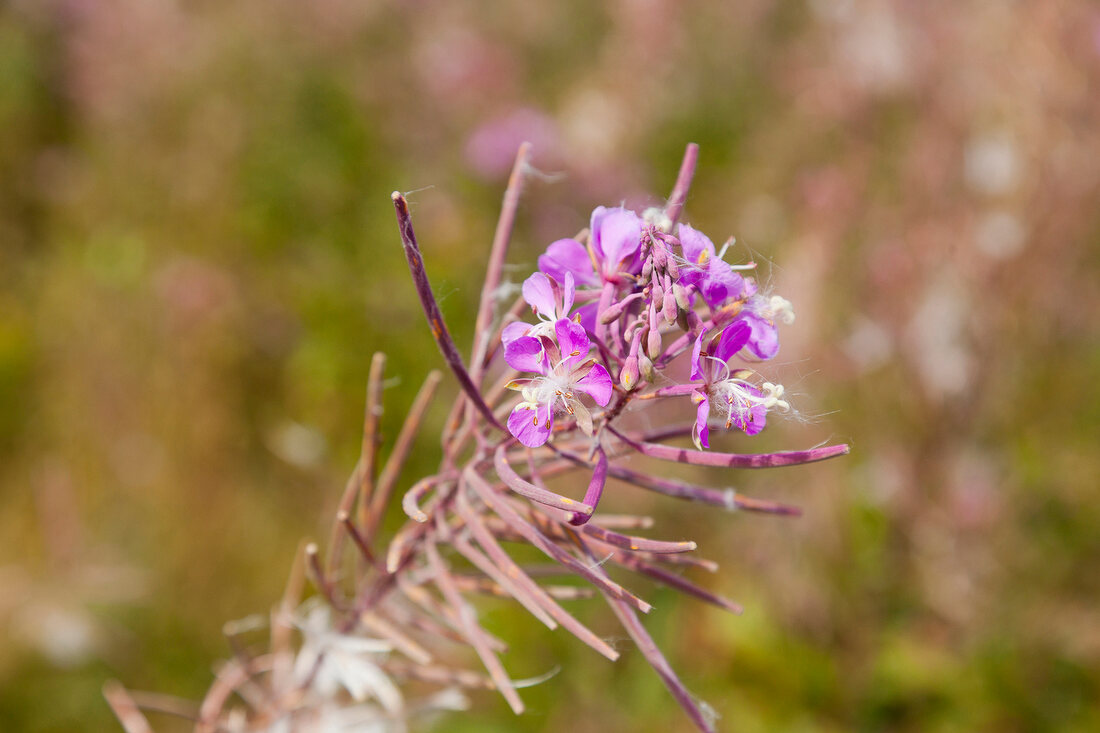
<box><xmin>2</xmin><ymin>1</ymin><xmax>1099</xmax><ymax>731</ymax></box>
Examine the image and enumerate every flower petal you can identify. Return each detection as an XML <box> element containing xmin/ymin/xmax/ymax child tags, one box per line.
<box><xmin>690</xmin><ymin>328</ymin><xmax>708</xmax><ymax>381</ymax></box>
<box><xmin>692</xmin><ymin>390</ymin><xmax>710</xmax><ymax>450</ymax></box>
<box><xmin>554</xmin><ymin>318</ymin><xmax>590</xmax><ymax>368</ymax></box>
<box><xmin>539</xmin><ymin>238</ymin><xmax>599</xmax><ymax>288</ymax></box>
<box><xmin>501</xmin><ymin>321</ymin><xmax>531</xmax><ymax>346</ymax></box>
<box><xmin>571</xmin><ymin>400</ymin><xmax>594</xmax><ymax>435</ymax></box>
<box><xmin>573</xmin><ymin>362</ymin><xmax>613</xmax><ymax>406</ymax></box>
<box><xmin>714</xmin><ymin>320</ymin><xmax>751</xmax><ymax>363</ymax></box>
<box><xmin>591</xmin><ymin>206</ymin><xmax>642</xmax><ymax>272</ymax></box>
<box><xmin>699</xmin><ymin>259</ymin><xmax>745</xmax><ymax>308</ymax></box>
<box><xmin>521</xmin><ymin>272</ymin><xmax>557</xmax><ymax>319</ymax></box>
<box><xmin>678</xmin><ymin>223</ymin><xmax>715</xmax><ymax>264</ymax></box>
<box><xmin>562</xmin><ymin>271</ymin><xmax>575</xmax><ymax>316</ymax></box>
<box><xmin>741</xmin><ymin>312</ymin><xmax>779</xmax><ymax>360</ymax></box>
<box><xmin>504</xmin><ymin>335</ymin><xmax>548</xmax><ymax>374</ymax></box>
<box><xmin>507</xmin><ymin>402</ymin><xmax>553</xmax><ymax>447</ymax></box>
<box><xmin>573</xmin><ymin>301</ymin><xmax>598</xmax><ymax>334</ymax></box>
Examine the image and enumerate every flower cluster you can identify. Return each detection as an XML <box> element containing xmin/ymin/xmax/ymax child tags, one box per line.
<box><xmin>503</xmin><ymin>203</ymin><xmax>796</xmax><ymax>458</ymax></box>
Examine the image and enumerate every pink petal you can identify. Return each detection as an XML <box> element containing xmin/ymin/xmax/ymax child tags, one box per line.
<box><xmin>522</xmin><ymin>272</ymin><xmax>556</xmax><ymax>318</ymax></box>
<box><xmin>678</xmin><ymin>223</ymin><xmax>715</xmax><ymax>264</ymax></box>
<box><xmin>591</xmin><ymin>206</ymin><xmax>641</xmax><ymax>272</ymax></box>
<box><xmin>714</xmin><ymin>320</ymin><xmax>751</xmax><ymax>363</ymax></box>
<box><xmin>690</xmin><ymin>328</ymin><xmax>708</xmax><ymax>381</ymax></box>
<box><xmin>693</xmin><ymin>392</ymin><xmax>711</xmax><ymax>450</ymax></box>
<box><xmin>507</xmin><ymin>402</ymin><xmax>553</xmax><ymax>447</ymax></box>
<box><xmin>539</xmin><ymin>239</ymin><xmax>599</xmax><ymax>288</ymax></box>
<box><xmin>504</xmin><ymin>335</ymin><xmax>548</xmax><ymax>374</ymax></box>
<box><xmin>574</xmin><ymin>363</ymin><xmax>613</xmax><ymax>406</ymax></box>
<box><xmin>501</xmin><ymin>321</ymin><xmax>531</xmax><ymax>347</ymax></box>
<box><xmin>562</xmin><ymin>271</ymin><xmax>575</xmax><ymax>316</ymax></box>
<box><xmin>554</xmin><ymin>318</ymin><xmax>590</xmax><ymax>367</ymax></box>
<box><xmin>741</xmin><ymin>312</ymin><xmax>779</xmax><ymax>360</ymax></box>
<box><xmin>700</xmin><ymin>260</ymin><xmax>745</xmax><ymax>309</ymax></box>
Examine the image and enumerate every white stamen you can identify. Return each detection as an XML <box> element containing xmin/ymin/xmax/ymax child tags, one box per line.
<box><xmin>767</xmin><ymin>295</ymin><xmax>795</xmax><ymax>325</ymax></box>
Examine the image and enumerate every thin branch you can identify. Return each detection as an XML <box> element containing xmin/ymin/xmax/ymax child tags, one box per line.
<box><xmin>339</xmin><ymin>510</ymin><xmax>377</xmax><ymax>566</ymax></box>
<box><xmin>424</xmin><ymin>540</ymin><xmax>525</xmax><ymax>715</ymax></box>
<box><xmin>359</xmin><ymin>612</ymin><xmax>433</xmax><ymax>666</ymax></box>
<box><xmin>580</xmin><ymin>523</ymin><xmax>697</xmax><ymax>554</ymax></box>
<box><xmin>664</xmin><ymin>142</ymin><xmax>700</xmax><ymax>227</ymax></box>
<box><xmin>614</xmin><ymin>553</ymin><xmax>742</xmax><ymax>615</ymax></box>
<box><xmin>465</xmin><ymin>467</ymin><xmax>653</xmax><ymax>614</ymax></box>
<box><xmin>571</xmin><ymin>533</ymin><xmax>717</xmax><ymax>733</ymax></box>
<box><xmin>494</xmin><ymin>444</ymin><xmax>593</xmax><ymax>517</ymax></box>
<box><xmin>357</xmin><ymin>352</ymin><xmax>388</xmax><ymax>528</ymax></box>
<box><xmin>569</xmin><ymin>446</ymin><xmax>608</xmax><ymax>526</ymax></box>
<box><xmin>103</xmin><ymin>681</ymin><xmax>154</xmax><ymax>733</ymax></box>
<box><xmin>327</xmin><ymin>460</ymin><xmax>363</xmax><ymax>577</ymax></box>
<box><xmin>365</xmin><ymin>370</ymin><xmax>443</xmax><ymax>539</ymax></box>
<box><xmin>556</xmin><ymin>448</ymin><xmax>801</xmax><ymax>514</ymax></box>
<box><xmin>470</xmin><ymin>142</ymin><xmax>533</xmax><ymax>385</ymax></box>
<box><xmin>391</xmin><ymin>192</ymin><xmax>503</xmax><ymax>430</ymax></box>
<box><xmin>455</xmin><ymin>488</ymin><xmax>620</xmax><ymax>661</ymax></box>
<box><xmin>608</xmin><ymin>425</ymin><xmax>850</xmax><ymax>468</ymax></box>
<box><xmin>450</xmin><ymin>532</ymin><xmax>558</xmax><ymax>630</ymax></box>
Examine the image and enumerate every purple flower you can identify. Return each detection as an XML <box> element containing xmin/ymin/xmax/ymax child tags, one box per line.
<box><xmin>677</xmin><ymin>223</ymin><xmax>746</xmax><ymax>309</ymax></box>
<box><xmin>538</xmin><ymin>206</ymin><xmax>643</xmax><ymax>288</ymax></box>
<box><xmin>688</xmin><ymin>322</ymin><xmax>789</xmax><ymax>449</ymax></box>
<box><xmin>504</xmin><ymin>319</ymin><xmax>614</xmax><ymax>447</ymax></box>
<box><xmin>502</xmin><ymin>271</ymin><xmax>580</xmax><ymax>346</ymax></box>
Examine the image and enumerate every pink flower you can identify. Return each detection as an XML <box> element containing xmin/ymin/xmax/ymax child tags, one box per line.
<box><xmin>504</xmin><ymin>319</ymin><xmax>613</xmax><ymax>447</ymax></box>
<box><xmin>688</xmin><ymin>323</ymin><xmax>789</xmax><ymax>449</ymax></box>
<box><xmin>538</xmin><ymin>206</ymin><xmax>644</xmax><ymax>288</ymax></box>
<box><xmin>677</xmin><ymin>223</ymin><xmax>747</xmax><ymax>308</ymax></box>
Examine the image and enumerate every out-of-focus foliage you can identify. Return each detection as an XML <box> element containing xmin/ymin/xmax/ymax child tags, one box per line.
<box><xmin>1</xmin><ymin>1</ymin><xmax>1098</xmax><ymax>731</ymax></box>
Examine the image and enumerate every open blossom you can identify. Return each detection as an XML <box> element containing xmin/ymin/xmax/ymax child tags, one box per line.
<box><xmin>677</xmin><ymin>223</ymin><xmax>747</xmax><ymax>308</ymax></box>
<box><xmin>729</xmin><ymin>286</ymin><xmax>796</xmax><ymax>360</ymax></box>
<box><xmin>538</xmin><ymin>206</ymin><xmax>643</xmax><ymax>288</ymax></box>
<box><xmin>502</xmin><ymin>271</ymin><xmax>595</xmax><ymax>345</ymax></box>
<box><xmin>689</xmin><ymin>322</ymin><xmax>791</xmax><ymax>449</ymax></box>
<box><xmin>505</xmin><ymin>318</ymin><xmax>613</xmax><ymax>447</ymax></box>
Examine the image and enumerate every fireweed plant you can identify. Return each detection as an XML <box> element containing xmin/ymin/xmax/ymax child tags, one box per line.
<box><xmin>105</xmin><ymin>144</ymin><xmax>848</xmax><ymax>733</ymax></box>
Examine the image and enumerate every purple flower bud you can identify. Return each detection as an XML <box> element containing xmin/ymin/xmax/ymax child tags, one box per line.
<box><xmin>662</xmin><ymin>275</ymin><xmax>677</xmax><ymax>325</ymax></box>
<box><xmin>646</xmin><ymin>305</ymin><xmax>662</xmax><ymax>360</ymax></box>
<box><xmin>638</xmin><ymin>352</ymin><xmax>655</xmax><ymax>383</ymax></box>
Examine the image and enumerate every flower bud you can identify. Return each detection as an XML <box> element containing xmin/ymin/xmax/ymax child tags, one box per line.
<box><xmin>638</xmin><ymin>353</ymin><xmax>655</xmax><ymax>382</ymax></box>
<box><xmin>664</xmin><ymin>251</ymin><xmax>680</xmax><ymax>280</ymax></box>
<box><xmin>619</xmin><ymin>355</ymin><xmax>640</xmax><ymax>391</ymax></box>
<box><xmin>673</xmin><ymin>282</ymin><xmax>691</xmax><ymax>311</ymax></box>
<box><xmin>651</xmin><ymin>282</ymin><xmax>664</xmax><ymax>306</ymax></box>
<box><xmin>663</xmin><ymin>287</ymin><xmax>677</xmax><ymax>325</ymax></box>
<box><xmin>599</xmin><ymin>292</ymin><xmax>644</xmax><ymax>325</ymax></box>
<box><xmin>647</xmin><ymin>322</ymin><xmax>663</xmax><ymax>361</ymax></box>
<box><xmin>651</xmin><ymin>242</ymin><xmax>667</xmax><ymax>271</ymax></box>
